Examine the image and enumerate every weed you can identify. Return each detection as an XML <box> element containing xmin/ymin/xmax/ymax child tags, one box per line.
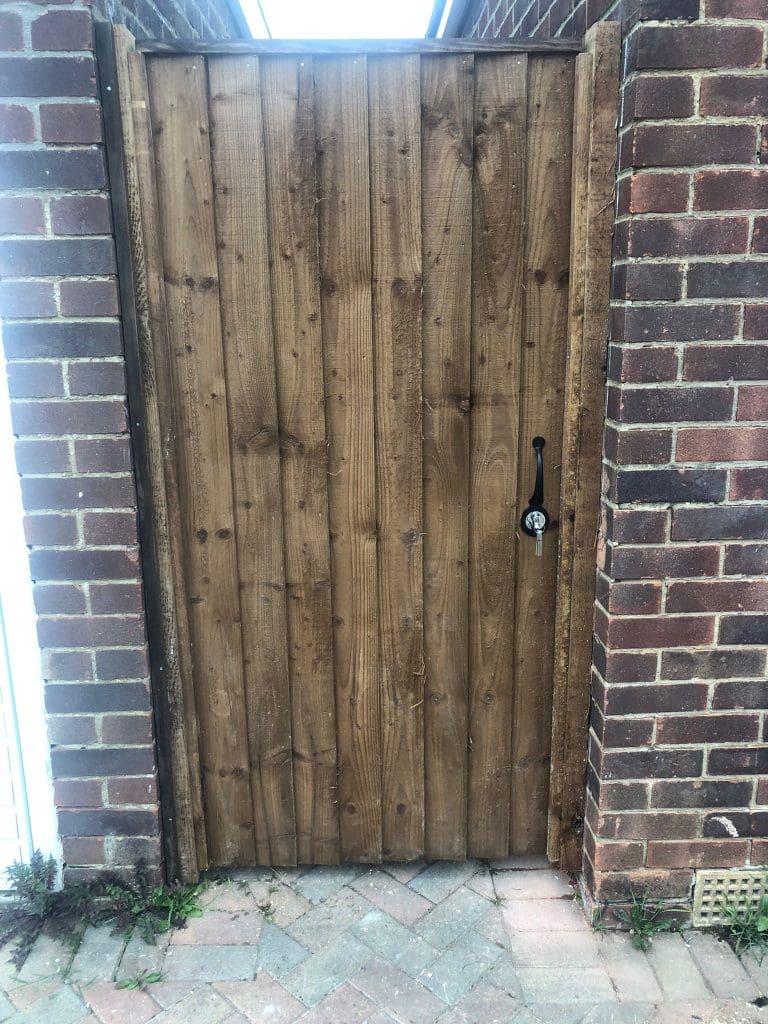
<box><xmin>591</xmin><ymin>905</ymin><xmax>605</xmax><ymax>935</ymax></box>
<box><xmin>720</xmin><ymin>896</ymin><xmax>768</xmax><ymax>957</ymax></box>
<box><xmin>491</xmin><ymin>894</ymin><xmax>505</xmax><ymax>907</ymax></box>
<box><xmin>0</xmin><ymin>851</ymin><xmax>206</xmax><ymax>969</ymax></box>
<box><xmin>614</xmin><ymin>892</ymin><xmax>677</xmax><ymax>951</ymax></box>
<box><xmin>258</xmin><ymin>901</ymin><xmax>275</xmax><ymax>921</ymax></box>
<box><xmin>116</xmin><ymin>970</ymin><xmax>164</xmax><ymax>990</ymax></box>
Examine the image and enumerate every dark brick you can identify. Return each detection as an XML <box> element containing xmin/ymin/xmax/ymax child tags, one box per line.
<box><xmin>21</xmin><ymin>476</ymin><xmax>135</xmax><ymax>512</ymax></box>
<box><xmin>603</xmin><ymin>684</ymin><xmax>708</xmax><ymax>716</ymax></box>
<box><xmin>627</xmin><ymin>218</ymin><xmax>749</xmax><ymax>258</ymax></box>
<box><xmin>624</xmin><ymin>74</ymin><xmax>695</xmax><ymax>119</ymax></box>
<box><xmin>672</xmin><ymin>505</ymin><xmax>768</xmax><ymax>541</ymax></box>
<box><xmin>12</xmin><ymin>399</ymin><xmax>126</xmax><ymax>436</ymax></box>
<box><xmin>745</xmin><ymin>306</ymin><xmax>768</xmax><ymax>340</ymax></box>
<box><xmin>603</xmin><ymin>749</ymin><xmax>703</xmax><ymax>781</ymax></box>
<box><xmin>612</xmin><ymin>304</ymin><xmax>739</xmax><ymax>343</ymax></box>
<box><xmin>48</xmin><ymin>714</ymin><xmax>96</xmax><ymax>745</ymax></box>
<box><xmin>713</xmin><ymin>682</ymin><xmax>768</xmax><ymax>712</ymax></box>
<box><xmin>608</xmin><ymin>544</ymin><xmax>720</xmax><ymax>580</ymax></box>
<box><xmin>0</xmin><ymin>197</ymin><xmax>44</xmax><ymax>235</ymax></box>
<box><xmin>605</xmin><ymin>508</ymin><xmax>668</xmax><ymax>544</ymax></box>
<box><xmin>91</xmin><ymin>583</ymin><xmax>143</xmax><ymax>615</ymax></box>
<box><xmin>30</xmin><ymin>9</ymin><xmax>93</xmax><ymax>50</ymax></box>
<box><xmin>68</xmin><ymin>362</ymin><xmax>126</xmax><ymax>397</ymax></box>
<box><xmin>29</xmin><ymin>548</ymin><xmax>139</xmax><ymax>582</ymax></box>
<box><xmin>652</xmin><ymin>780</ymin><xmax>753</xmax><ymax>808</ymax></box>
<box><xmin>612</xmin><ymin>264</ymin><xmax>683</xmax><ymax>302</ymax></box>
<box><xmin>705</xmin><ymin>0</ymin><xmax>768</xmax><ymax>14</ymax></box>
<box><xmin>40</xmin><ymin>102</ymin><xmax>102</xmax><ymax>144</ymax></box>
<box><xmin>0</xmin><ymin>12</ymin><xmax>23</xmax><ymax>50</ymax></box>
<box><xmin>602</xmin><ymin>613</ymin><xmax>714</xmax><ymax>650</ymax></box>
<box><xmin>62</xmin><ymin>837</ymin><xmax>105</xmax><ymax>865</ymax></box>
<box><xmin>593</xmin><ymin>781</ymin><xmax>650</xmax><ymax>812</ymax></box>
<box><xmin>15</xmin><ymin>438</ymin><xmax>69</xmax><ymax>473</ymax></box>
<box><xmin>600</xmin><ymin>578</ymin><xmax>662</xmax><ymax>616</ymax></box>
<box><xmin>52</xmin><ymin>747</ymin><xmax>155</xmax><ymax>779</ymax></box>
<box><xmin>54</xmin><ymin>779</ymin><xmax>102</xmax><ymax>809</ymax></box>
<box><xmin>597</xmin><ymin>645</ymin><xmax>659</xmax><ymax>683</ymax></box>
<box><xmin>609</xmin><ymin>386</ymin><xmax>733</xmax><ymax>423</ymax></box>
<box><xmin>602</xmin><ymin>715</ymin><xmax>656</xmax><ymax>748</ymax></box>
<box><xmin>33</xmin><ymin>584</ymin><xmax>86</xmax><ymax>615</ymax></box>
<box><xmin>607</xmin><ymin>345</ymin><xmax>678</xmax><ymax>384</ymax></box>
<box><xmin>622</xmin><ymin>124</ymin><xmax>757</xmax><ymax>168</ymax></box>
<box><xmin>6</xmin><ymin>361</ymin><xmax>64</xmax><ymax>399</ymax></box>
<box><xmin>613</xmin><ymin>468</ymin><xmax>726</xmax><ymax>505</ymax></box>
<box><xmin>0</xmin><ymin>281</ymin><xmax>56</xmax><ymax>319</ymax></box>
<box><xmin>74</xmin><ymin>438</ymin><xmax>132</xmax><ymax>474</ymax></box>
<box><xmin>599</xmin><ymin>811</ymin><xmax>700</xmax><ymax>841</ymax></box>
<box><xmin>37</xmin><ymin>616</ymin><xmax>145</xmax><ymax>648</ymax></box>
<box><xmin>603</xmin><ymin>425</ymin><xmax>672</xmax><ymax>465</ymax></box>
<box><xmin>0</xmin><ymin>103</ymin><xmax>34</xmax><ymax>143</ymax></box>
<box><xmin>752</xmin><ymin>216</ymin><xmax>768</xmax><ymax>253</ymax></box>
<box><xmin>41</xmin><ymin>650</ymin><xmax>93</xmax><ymax>682</ymax></box>
<box><xmin>688</xmin><ymin>262</ymin><xmax>768</xmax><ymax>299</ymax></box>
<box><xmin>95</xmin><ymin>649</ymin><xmax>149</xmax><ymax>681</ymax></box>
<box><xmin>24</xmin><ymin>513</ymin><xmax>78</xmax><ymax>546</ymax></box>
<box><xmin>719</xmin><ymin>614</ymin><xmax>768</xmax><ymax>645</ymax></box>
<box><xmin>1</xmin><ymin>321</ymin><xmax>122</xmax><ymax>359</ymax></box>
<box><xmin>694</xmin><ymin>170</ymin><xmax>768</xmax><ymax>211</ymax></box>
<box><xmin>684</xmin><ymin>344</ymin><xmax>768</xmax><ymax>382</ymax></box>
<box><xmin>627</xmin><ymin>25</ymin><xmax>764</xmax><ymax>70</ymax></box>
<box><xmin>60</xmin><ymin>281</ymin><xmax>119</xmax><ymax>318</ymax></box>
<box><xmin>101</xmin><ymin>714</ymin><xmax>152</xmax><ymax>744</ymax></box>
<box><xmin>724</xmin><ymin>544</ymin><xmax>768</xmax><ymax>575</ymax></box>
<box><xmin>83</xmin><ymin>512</ymin><xmax>139</xmax><ymax>546</ymax></box>
<box><xmin>708</xmin><ymin>746</ymin><xmax>768</xmax><ymax>775</ymax></box>
<box><xmin>58</xmin><ymin>810</ymin><xmax>159</xmax><ymax>837</ymax></box>
<box><xmin>0</xmin><ymin>239</ymin><xmax>114</xmax><ymax>277</ymax></box>
<box><xmin>700</xmin><ymin>75</ymin><xmax>768</xmax><ymax>117</ymax></box>
<box><xmin>45</xmin><ymin>682</ymin><xmax>149</xmax><ymax>713</ymax></box>
<box><xmin>703</xmin><ymin>812</ymin><xmax>750</xmax><ymax>839</ymax></box>
<box><xmin>737</xmin><ymin>385</ymin><xmax>768</xmax><ymax>420</ymax></box>
<box><xmin>107</xmin><ymin>777</ymin><xmax>158</xmax><ymax>806</ymax></box>
<box><xmin>661</xmin><ymin>648</ymin><xmax>765</xmax><ymax>680</ymax></box>
<box><xmin>0</xmin><ymin>57</ymin><xmax>96</xmax><ymax>97</ymax></box>
<box><xmin>730</xmin><ymin>469</ymin><xmax>768</xmax><ymax>501</ymax></box>
<box><xmin>657</xmin><ymin>714</ymin><xmax>759</xmax><ymax>745</ymax></box>
<box><xmin>50</xmin><ymin>195</ymin><xmax>111</xmax><ymax>235</ymax></box>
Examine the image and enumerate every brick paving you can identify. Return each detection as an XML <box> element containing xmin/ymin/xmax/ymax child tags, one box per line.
<box><xmin>0</xmin><ymin>859</ymin><xmax>766</xmax><ymax>1023</ymax></box>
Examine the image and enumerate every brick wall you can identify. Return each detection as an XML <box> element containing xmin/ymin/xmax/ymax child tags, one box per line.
<box><xmin>469</xmin><ymin>0</ymin><xmax>768</xmax><ymax>904</ymax></box>
<box><xmin>0</xmin><ymin>0</ymin><xmax>245</xmax><ymax>881</ymax></box>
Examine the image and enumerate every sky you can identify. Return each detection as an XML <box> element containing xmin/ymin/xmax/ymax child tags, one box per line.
<box><xmin>246</xmin><ymin>0</ymin><xmax>437</xmax><ymax>39</ymax></box>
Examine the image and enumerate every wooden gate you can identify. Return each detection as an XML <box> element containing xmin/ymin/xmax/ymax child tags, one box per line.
<box><xmin>103</xmin><ymin>26</ymin><xmax>618</xmax><ymax>879</ymax></box>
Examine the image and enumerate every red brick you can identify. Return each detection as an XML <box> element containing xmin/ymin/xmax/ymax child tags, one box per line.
<box><xmin>607</xmin><ymin>544</ymin><xmax>720</xmax><ymax>580</ymax></box>
<box><xmin>647</xmin><ymin>840</ymin><xmax>749</xmax><ymax>869</ymax></box>
<box><xmin>626</xmin><ymin>217</ymin><xmax>749</xmax><ymax>258</ymax></box>
<box><xmin>24</xmin><ymin>513</ymin><xmax>78</xmax><ymax>546</ymax></box>
<box><xmin>623</xmin><ymin>172</ymin><xmax>689</xmax><ymax>214</ymax></box>
<box><xmin>62</xmin><ymin>837</ymin><xmax>105</xmax><ymax>865</ymax></box>
<box><xmin>657</xmin><ymin>713</ymin><xmax>759</xmax><ymax>745</ymax></box>
<box><xmin>737</xmin><ymin>386</ymin><xmax>768</xmax><ymax>420</ymax></box>
<box><xmin>83</xmin><ymin>512</ymin><xmax>139</xmax><ymax>546</ymax></box>
<box><xmin>622</xmin><ymin>124</ymin><xmax>757</xmax><ymax>168</ymax></box>
<box><xmin>628</xmin><ymin>25</ymin><xmax>764</xmax><ymax>70</ymax></box>
<box><xmin>0</xmin><ymin>280</ymin><xmax>56</xmax><ymax>318</ymax></box>
<box><xmin>604</xmin><ymin>581</ymin><xmax>663</xmax><ymax>616</ymax></box>
<box><xmin>592</xmin><ymin>841</ymin><xmax>645</xmax><ymax>872</ymax></box>
<box><xmin>607</xmin><ymin>345</ymin><xmax>678</xmax><ymax>384</ymax></box>
<box><xmin>745</xmin><ymin>306</ymin><xmax>768</xmax><ymax>340</ymax></box>
<box><xmin>54</xmin><ymin>779</ymin><xmax>102</xmax><ymax>809</ymax></box>
<box><xmin>624</xmin><ymin>75</ymin><xmax>695</xmax><ymax>119</ymax></box>
<box><xmin>107</xmin><ymin>777</ymin><xmax>158</xmax><ymax>806</ymax></box>
<box><xmin>40</xmin><ymin>102</ymin><xmax>102</xmax><ymax>144</ymax></box>
<box><xmin>604</xmin><ymin>425</ymin><xmax>672</xmax><ymax>465</ymax></box>
<box><xmin>730</xmin><ymin>468</ymin><xmax>768</xmax><ymax>500</ymax></box>
<box><xmin>598</xmin><ymin>811</ymin><xmax>701</xmax><ymax>841</ymax></box>
<box><xmin>0</xmin><ymin>197</ymin><xmax>44</xmax><ymax>235</ymax></box>
<box><xmin>602</xmin><ymin>613</ymin><xmax>714</xmax><ymax>650</ymax></box>
<box><xmin>31</xmin><ymin>9</ymin><xmax>93</xmax><ymax>51</ymax></box>
<box><xmin>705</xmin><ymin>0</ymin><xmax>768</xmax><ymax>14</ymax></box>
<box><xmin>0</xmin><ymin>103</ymin><xmax>34</xmax><ymax>143</ymax></box>
<box><xmin>683</xmin><ymin>344</ymin><xmax>768</xmax><ymax>381</ymax></box>
<box><xmin>700</xmin><ymin>75</ymin><xmax>768</xmax><ymax>117</ymax></box>
<box><xmin>753</xmin><ymin>217</ymin><xmax>768</xmax><ymax>253</ymax></box>
<box><xmin>101</xmin><ymin>714</ymin><xmax>153</xmax><ymax>745</ymax></box>
<box><xmin>677</xmin><ymin>427</ymin><xmax>768</xmax><ymax>462</ymax></box>
<box><xmin>0</xmin><ymin>13</ymin><xmax>23</xmax><ymax>51</ymax></box>
<box><xmin>668</xmin><ymin>579</ymin><xmax>768</xmax><ymax>613</ymax></box>
<box><xmin>694</xmin><ymin>170</ymin><xmax>768</xmax><ymax>211</ymax></box>
<box><xmin>59</xmin><ymin>280</ymin><xmax>119</xmax><ymax>317</ymax></box>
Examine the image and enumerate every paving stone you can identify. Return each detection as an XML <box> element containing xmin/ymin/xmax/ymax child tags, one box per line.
<box><xmin>144</xmin><ymin>981</ymin><xmax>203</xmax><ymax>1009</ymax></box>
<box><xmin>476</xmin><ymin>908</ymin><xmax>510</xmax><ymax>949</ymax></box>
<box><xmin>686</xmin><ymin>932</ymin><xmax>759</xmax><ymax>1001</ymax></box>
<box><xmin>115</xmin><ymin>929</ymin><xmax>169</xmax><ymax>982</ymax></box>
<box><xmin>353</xmin><ymin>909</ymin><xmax>438</xmax><ymax>978</ymax></box>
<box><xmin>216</xmin><ymin>977</ymin><xmax>306</xmax><ymax>1023</ymax></box>
<box><xmin>171</xmin><ymin>910</ymin><xmax>263</xmax><ymax>946</ymax></box>
<box><xmin>294</xmin><ymin>866</ymin><xmax>362</xmax><ymax>905</ymax></box>
<box><xmin>293</xmin><ymin>981</ymin><xmax>375</xmax><ymax>1024</ymax></box>
<box><xmin>492</xmin><ymin>871</ymin><xmax>574</xmax><ymax>902</ymax></box>
<box><xmin>598</xmin><ymin>933</ymin><xmax>664</xmax><ymax>1002</ymax></box>
<box><xmin>351</xmin><ymin>869</ymin><xmax>432</xmax><ymax>926</ymax></box>
<box><xmin>415</xmin><ymin>886</ymin><xmax>490</xmax><ymax>949</ymax></box>
<box><xmin>451</xmin><ymin>979</ymin><xmax>521</xmax><ymax>1023</ymax></box>
<box><xmin>647</xmin><ymin>1001</ymin><xmax>766</xmax><ymax>1024</ymax></box>
<box><xmin>69</xmin><ymin>927</ymin><xmax>127</xmax><ymax>985</ymax></box>
<box><xmin>516</xmin><ymin>966</ymin><xmax>615</xmax><ymax>1005</ymax></box>
<box><xmin>282</xmin><ymin>933</ymin><xmax>372</xmax><ymax>1006</ymax></box>
<box><xmin>419</xmin><ymin>929</ymin><xmax>502</xmax><ymax>1004</ymax></box>
<box><xmin>524</xmin><ymin>1004</ymin><xmax>597</xmax><ymax>1024</ymax></box>
<box><xmin>258</xmin><ymin>884</ymin><xmax>313</xmax><ymax>928</ymax></box>
<box><xmin>501</xmin><ymin>899</ymin><xmax>589</xmax><ymax>934</ymax></box>
<box><xmin>0</xmin><ymin>991</ymin><xmax>13</xmax><ymax>1023</ymax></box>
<box><xmin>485</xmin><ymin>957</ymin><xmax>523</xmax><ymax>1000</ymax></box>
<box><xmin>81</xmin><ymin>981</ymin><xmax>159</xmax><ymax>1024</ymax></box>
<box><xmin>364</xmin><ymin>1014</ymin><xmax>399</xmax><ymax>1024</ymax></box>
<box><xmin>351</xmin><ymin>958</ymin><xmax>445</xmax><ymax>1024</ymax></box>
<box><xmin>464</xmin><ymin>867</ymin><xmax>496</xmax><ymax>901</ymax></box>
<box><xmin>149</xmin><ymin>987</ymin><xmax>234</xmax><ymax>1024</ymax></box>
<box><xmin>16</xmin><ymin>934</ymin><xmax>75</xmax><ymax>983</ymax></box>
<box><xmin>645</xmin><ymin>933</ymin><xmax>709</xmax><ymax>1000</ymax></box>
<box><xmin>505</xmin><ymin>929</ymin><xmax>601</xmax><ymax>968</ymax></box>
<box><xmin>740</xmin><ymin>948</ymin><xmax>768</xmax><ymax>992</ymax></box>
<box><xmin>581</xmin><ymin>1005</ymin><xmax>656</xmax><ymax>1023</ymax></box>
<box><xmin>6</xmin><ymin>984</ymin><xmax>89</xmax><ymax>1024</ymax></box>
<box><xmin>200</xmin><ymin>882</ymin><xmax>260</xmax><ymax>913</ymax></box>
<box><xmin>408</xmin><ymin>862</ymin><xmax>482</xmax><ymax>904</ymax></box>
<box><xmin>220</xmin><ymin>1014</ymin><xmax>252</xmax><ymax>1024</ymax></box>
<box><xmin>380</xmin><ymin>862</ymin><xmax>426</xmax><ymax>885</ymax></box>
<box><xmin>6</xmin><ymin>980</ymin><xmax>60</xmax><ymax>1012</ymax></box>
<box><xmin>163</xmin><ymin>944</ymin><xmax>257</xmax><ymax>982</ymax></box>
<box><xmin>286</xmin><ymin>888</ymin><xmax>370</xmax><ymax>951</ymax></box>
<box><xmin>489</xmin><ymin>857</ymin><xmax>549</xmax><ymax>872</ymax></box>
<box><xmin>258</xmin><ymin>923</ymin><xmax>310</xmax><ymax>978</ymax></box>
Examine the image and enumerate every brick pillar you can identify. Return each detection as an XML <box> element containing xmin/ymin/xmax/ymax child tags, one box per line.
<box><xmin>0</xmin><ymin>3</ymin><xmax>161</xmax><ymax>880</ymax></box>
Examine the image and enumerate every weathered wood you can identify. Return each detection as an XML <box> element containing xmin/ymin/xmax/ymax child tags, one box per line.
<box><xmin>368</xmin><ymin>55</ymin><xmax>424</xmax><ymax>861</ymax></box>
<box><xmin>510</xmin><ymin>55</ymin><xmax>575</xmax><ymax>855</ymax></box>
<box><xmin>139</xmin><ymin>38</ymin><xmax>584</xmax><ymax>56</ymax></box>
<box><xmin>108</xmin><ymin>28</ymin><xmax>207</xmax><ymax>880</ymax></box>
<box><xmin>467</xmin><ymin>54</ymin><xmax>527</xmax><ymax>859</ymax></box>
<box><xmin>146</xmin><ymin>54</ymin><xmax>256</xmax><ymax>865</ymax></box>
<box><xmin>549</xmin><ymin>23</ymin><xmax>620</xmax><ymax>870</ymax></box>
<box><xmin>260</xmin><ymin>56</ymin><xmax>339</xmax><ymax>865</ymax></box>
<box><xmin>314</xmin><ymin>56</ymin><xmax>382</xmax><ymax>863</ymax></box>
<box><xmin>421</xmin><ymin>53</ymin><xmax>473</xmax><ymax>861</ymax></box>
<box><xmin>207</xmin><ymin>56</ymin><xmax>297</xmax><ymax>866</ymax></box>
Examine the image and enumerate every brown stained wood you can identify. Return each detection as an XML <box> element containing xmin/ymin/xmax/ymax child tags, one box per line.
<box><xmin>207</xmin><ymin>57</ymin><xmax>297</xmax><ymax>866</ymax></box>
<box><xmin>549</xmin><ymin>24</ymin><xmax>620</xmax><ymax>870</ymax></box>
<box><xmin>111</xmin><ymin>28</ymin><xmax>205</xmax><ymax>880</ymax></box>
<box><xmin>368</xmin><ymin>55</ymin><xmax>425</xmax><ymax>862</ymax></box>
<box><xmin>314</xmin><ymin>56</ymin><xmax>382</xmax><ymax>863</ymax></box>
<box><xmin>139</xmin><ymin>38</ymin><xmax>583</xmax><ymax>56</ymax></box>
<box><xmin>146</xmin><ymin>55</ymin><xmax>256</xmax><ymax>866</ymax></box>
<box><xmin>421</xmin><ymin>53</ymin><xmax>474</xmax><ymax>861</ymax></box>
<box><xmin>467</xmin><ymin>54</ymin><xmax>528</xmax><ymax>860</ymax></box>
<box><xmin>510</xmin><ymin>56</ymin><xmax>575</xmax><ymax>856</ymax></box>
<box><xmin>260</xmin><ymin>57</ymin><xmax>339</xmax><ymax>865</ymax></box>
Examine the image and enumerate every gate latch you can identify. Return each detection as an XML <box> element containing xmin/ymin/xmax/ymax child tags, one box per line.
<box><xmin>520</xmin><ymin>436</ymin><xmax>549</xmax><ymax>557</ymax></box>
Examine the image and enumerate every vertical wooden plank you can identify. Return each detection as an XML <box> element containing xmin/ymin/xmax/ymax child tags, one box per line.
<box><xmin>510</xmin><ymin>55</ymin><xmax>575</xmax><ymax>854</ymax></box>
<box><xmin>208</xmin><ymin>56</ymin><xmax>297</xmax><ymax>866</ymax></box>
<box><xmin>421</xmin><ymin>53</ymin><xmax>474</xmax><ymax>861</ymax></box>
<box><xmin>368</xmin><ymin>55</ymin><xmax>424</xmax><ymax>862</ymax></box>
<box><xmin>146</xmin><ymin>55</ymin><xmax>256</xmax><ymax>866</ymax></box>
<box><xmin>314</xmin><ymin>56</ymin><xmax>381</xmax><ymax>863</ymax></box>
<box><xmin>260</xmin><ymin>56</ymin><xmax>339</xmax><ymax>865</ymax></box>
<box><xmin>110</xmin><ymin>28</ymin><xmax>205</xmax><ymax>880</ymax></box>
<box><xmin>467</xmin><ymin>54</ymin><xmax>528</xmax><ymax>859</ymax></box>
<box><xmin>549</xmin><ymin>23</ymin><xmax>620</xmax><ymax>870</ymax></box>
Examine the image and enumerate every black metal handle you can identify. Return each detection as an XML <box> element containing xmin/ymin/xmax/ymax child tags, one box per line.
<box><xmin>520</xmin><ymin>436</ymin><xmax>550</xmax><ymax>538</ymax></box>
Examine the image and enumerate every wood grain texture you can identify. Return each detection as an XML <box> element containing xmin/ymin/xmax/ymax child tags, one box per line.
<box><xmin>147</xmin><ymin>55</ymin><xmax>256</xmax><ymax>866</ymax></box>
<box><xmin>421</xmin><ymin>53</ymin><xmax>474</xmax><ymax>861</ymax></box>
<box><xmin>208</xmin><ymin>56</ymin><xmax>297</xmax><ymax>866</ymax></box>
<box><xmin>112</xmin><ymin>28</ymin><xmax>205</xmax><ymax>880</ymax></box>
<box><xmin>260</xmin><ymin>56</ymin><xmax>339</xmax><ymax>865</ymax></box>
<box><xmin>549</xmin><ymin>24</ymin><xmax>620</xmax><ymax>870</ymax></box>
<box><xmin>314</xmin><ymin>56</ymin><xmax>382</xmax><ymax>862</ymax></box>
<box><xmin>139</xmin><ymin>39</ymin><xmax>584</xmax><ymax>56</ymax></box>
<box><xmin>510</xmin><ymin>55</ymin><xmax>575</xmax><ymax>855</ymax></box>
<box><xmin>467</xmin><ymin>54</ymin><xmax>528</xmax><ymax>859</ymax></box>
<box><xmin>368</xmin><ymin>55</ymin><xmax>424</xmax><ymax>861</ymax></box>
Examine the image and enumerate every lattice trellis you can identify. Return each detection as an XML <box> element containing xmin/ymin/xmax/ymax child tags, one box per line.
<box><xmin>692</xmin><ymin>869</ymin><xmax>768</xmax><ymax>927</ymax></box>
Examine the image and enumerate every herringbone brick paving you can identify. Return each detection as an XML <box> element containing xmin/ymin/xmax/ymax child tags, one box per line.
<box><xmin>1</xmin><ymin>858</ymin><xmax>766</xmax><ymax>1023</ymax></box>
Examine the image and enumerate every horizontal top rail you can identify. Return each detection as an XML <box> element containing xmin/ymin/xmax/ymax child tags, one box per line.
<box><xmin>137</xmin><ymin>37</ymin><xmax>584</xmax><ymax>55</ymax></box>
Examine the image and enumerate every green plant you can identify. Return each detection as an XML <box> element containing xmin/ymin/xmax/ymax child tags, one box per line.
<box><xmin>614</xmin><ymin>892</ymin><xmax>677</xmax><ymax>951</ymax></box>
<box><xmin>0</xmin><ymin>851</ymin><xmax>207</xmax><ymax>969</ymax></box>
<box><xmin>591</xmin><ymin>905</ymin><xmax>605</xmax><ymax>934</ymax></box>
<box><xmin>720</xmin><ymin>896</ymin><xmax>768</xmax><ymax>957</ymax></box>
<box><xmin>116</xmin><ymin>969</ymin><xmax>163</xmax><ymax>990</ymax></box>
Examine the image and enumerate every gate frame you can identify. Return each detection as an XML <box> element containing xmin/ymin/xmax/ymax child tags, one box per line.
<box><xmin>98</xmin><ymin>23</ymin><xmax>619</xmax><ymax>882</ymax></box>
